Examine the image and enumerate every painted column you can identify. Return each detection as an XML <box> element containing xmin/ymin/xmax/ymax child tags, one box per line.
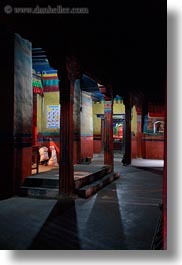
<box><xmin>59</xmin><ymin>57</ymin><xmax>81</xmax><ymax>195</ymax></box>
<box><xmin>0</xmin><ymin>31</ymin><xmax>33</xmax><ymax>200</ymax></box>
<box><xmin>122</xmin><ymin>96</ymin><xmax>132</xmax><ymax>165</ymax></box>
<box><xmin>0</xmin><ymin>29</ymin><xmax>15</xmax><ymax>199</ymax></box>
<box><xmin>104</xmin><ymin>100</ymin><xmax>113</xmax><ymax>171</ymax></box>
<box><xmin>135</xmin><ymin>106</ymin><xmax>143</xmax><ymax>158</ymax></box>
<box><xmin>32</xmin><ymin>94</ymin><xmax>38</xmax><ymax>146</ymax></box>
<box><xmin>14</xmin><ymin>34</ymin><xmax>33</xmax><ymax>191</ymax></box>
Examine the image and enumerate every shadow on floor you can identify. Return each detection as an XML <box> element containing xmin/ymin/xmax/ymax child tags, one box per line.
<box><xmin>132</xmin><ymin>166</ymin><xmax>164</xmax><ymax>175</ymax></box>
<box><xmin>29</xmin><ymin>199</ymin><xmax>80</xmax><ymax>250</ymax></box>
<box><xmin>29</xmin><ymin>183</ymin><xmax>128</xmax><ymax>250</ymax></box>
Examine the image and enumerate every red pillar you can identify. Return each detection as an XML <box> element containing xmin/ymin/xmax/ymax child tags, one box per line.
<box><xmin>73</xmin><ymin>79</ymin><xmax>81</xmax><ymax>164</ymax></box>
<box><xmin>32</xmin><ymin>94</ymin><xmax>38</xmax><ymax>146</ymax></box>
<box><xmin>163</xmin><ymin>85</ymin><xmax>167</xmax><ymax>249</ymax></box>
<box><xmin>59</xmin><ymin>57</ymin><xmax>81</xmax><ymax>195</ymax></box>
<box><xmin>59</xmin><ymin>70</ymin><xmax>74</xmax><ymax>194</ymax></box>
<box><xmin>122</xmin><ymin>96</ymin><xmax>132</xmax><ymax>165</ymax></box>
<box><xmin>104</xmin><ymin>100</ymin><xmax>114</xmax><ymax>171</ymax></box>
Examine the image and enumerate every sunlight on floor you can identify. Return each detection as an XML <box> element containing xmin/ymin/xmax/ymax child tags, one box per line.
<box><xmin>131</xmin><ymin>159</ymin><xmax>164</xmax><ymax>167</ymax></box>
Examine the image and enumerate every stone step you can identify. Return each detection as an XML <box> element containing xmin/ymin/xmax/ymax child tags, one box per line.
<box><xmin>22</xmin><ymin>165</ymin><xmax>111</xmax><ymax>190</ymax></box>
<box><xmin>19</xmin><ymin>165</ymin><xmax>117</xmax><ymax>199</ymax></box>
<box><xmin>20</xmin><ymin>186</ymin><xmax>59</xmax><ymax>199</ymax></box>
<box><xmin>22</xmin><ymin>178</ymin><xmax>59</xmax><ymax>189</ymax></box>
<box><xmin>76</xmin><ymin>172</ymin><xmax>120</xmax><ymax>198</ymax></box>
<box><xmin>74</xmin><ymin>165</ymin><xmax>111</xmax><ymax>190</ymax></box>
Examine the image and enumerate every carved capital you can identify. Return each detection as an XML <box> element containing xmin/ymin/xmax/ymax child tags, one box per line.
<box><xmin>66</xmin><ymin>57</ymin><xmax>81</xmax><ymax>83</ymax></box>
<box><xmin>135</xmin><ymin>106</ymin><xmax>142</xmax><ymax>115</ymax></box>
<box><xmin>123</xmin><ymin>94</ymin><xmax>133</xmax><ymax>109</ymax></box>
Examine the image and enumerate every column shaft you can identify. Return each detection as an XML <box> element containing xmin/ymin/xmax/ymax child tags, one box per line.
<box><xmin>104</xmin><ymin>100</ymin><xmax>113</xmax><ymax>171</ymax></box>
<box><xmin>59</xmin><ymin>68</ymin><xmax>75</xmax><ymax>194</ymax></box>
<box><xmin>122</xmin><ymin>96</ymin><xmax>132</xmax><ymax>165</ymax></box>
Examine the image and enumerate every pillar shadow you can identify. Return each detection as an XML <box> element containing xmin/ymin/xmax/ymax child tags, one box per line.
<box><xmin>77</xmin><ymin>183</ymin><xmax>128</xmax><ymax>250</ymax></box>
<box><xmin>132</xmin><ymin>166</ymin><xmax>164</xmax><ymax>175</ymax></box>
<box><xmin>29</xmin><ymin>199</ymin><xmax>80</xmax><ymax>250</ymax></box>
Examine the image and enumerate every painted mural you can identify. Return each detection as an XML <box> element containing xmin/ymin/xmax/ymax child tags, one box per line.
<box><xmin>80</xmin><ymin>91</ymin><xmax>93</xmax><ymax>158</ymax></box>
<box><xmin>46</xmin><ymin>105</ymin><xmax>60</xmax><ymax>129</ymax></box>
<box><xmin>42</xmin><ymin>92</ymin><xmax>60</xmax><ymax>134</ymax></box>
<box><xmin>81</xmin><ymin>91</ymin><xmax>93</xmax><ymax>137</ymax></box>
<box><xmin>143</xmin><ymin>114</ymin><xmax>165</xmax><ymax>134</ymax></box>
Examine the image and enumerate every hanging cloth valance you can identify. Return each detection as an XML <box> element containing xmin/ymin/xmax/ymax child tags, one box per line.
<box><xmin>32</xmin><ymin>71</ymin><xmax>44</xmax><ymax>95</ymax></box>
<box><xmin>42</xmin><ymin>71</ymin><xmax>59</xmax><ymax>92</ymax></box>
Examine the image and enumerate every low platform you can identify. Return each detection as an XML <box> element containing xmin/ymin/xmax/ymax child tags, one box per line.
<box><xmin>20</xmin><ymin>164</ymin><xmax>120</xmax><ymax>199</ymax></box>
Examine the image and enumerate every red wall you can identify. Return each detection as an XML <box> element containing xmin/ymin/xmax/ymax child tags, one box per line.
<box><xmin>93</xmin><ymin>139</ymin><xmax>102</xmax><ymax>153</ymax></box>
<box><xmin>132</xmin><ymin>134</ymin><xmax>164</xmax><ymax>159</ymax></box>
<box><xmin>142</xmin><ymin>135</ymin><xmax>164</xmax><ymax>159</ymax></box>
<box><xmin>81</xmin><ymin>136</ymin><xmax>93</xmax><ymax>158</ymax></box>
<box><xmin>132</xmin><ymin>136</ymin><xmax>137</xmax><ymax>158</ymax></box>
<box><xmin>132</xmin><ymin>133</ymin><xmax>143</xmax><ymax>158</ymax></box>
<box><xmin>73</xmin><ymin>140</ymin><xmax>81</xmax><ymax>164</ymax></box>
<box><xmin>14</xmin><ymin>147</ymin><xmax>32</xmax><ymax>187</ymax></box>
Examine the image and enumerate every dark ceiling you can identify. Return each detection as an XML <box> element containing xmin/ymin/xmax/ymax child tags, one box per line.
<box><xmin>0</xmin><ymin>0</ymin><xmax>166</xmax><ymax>102</ymax></box>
